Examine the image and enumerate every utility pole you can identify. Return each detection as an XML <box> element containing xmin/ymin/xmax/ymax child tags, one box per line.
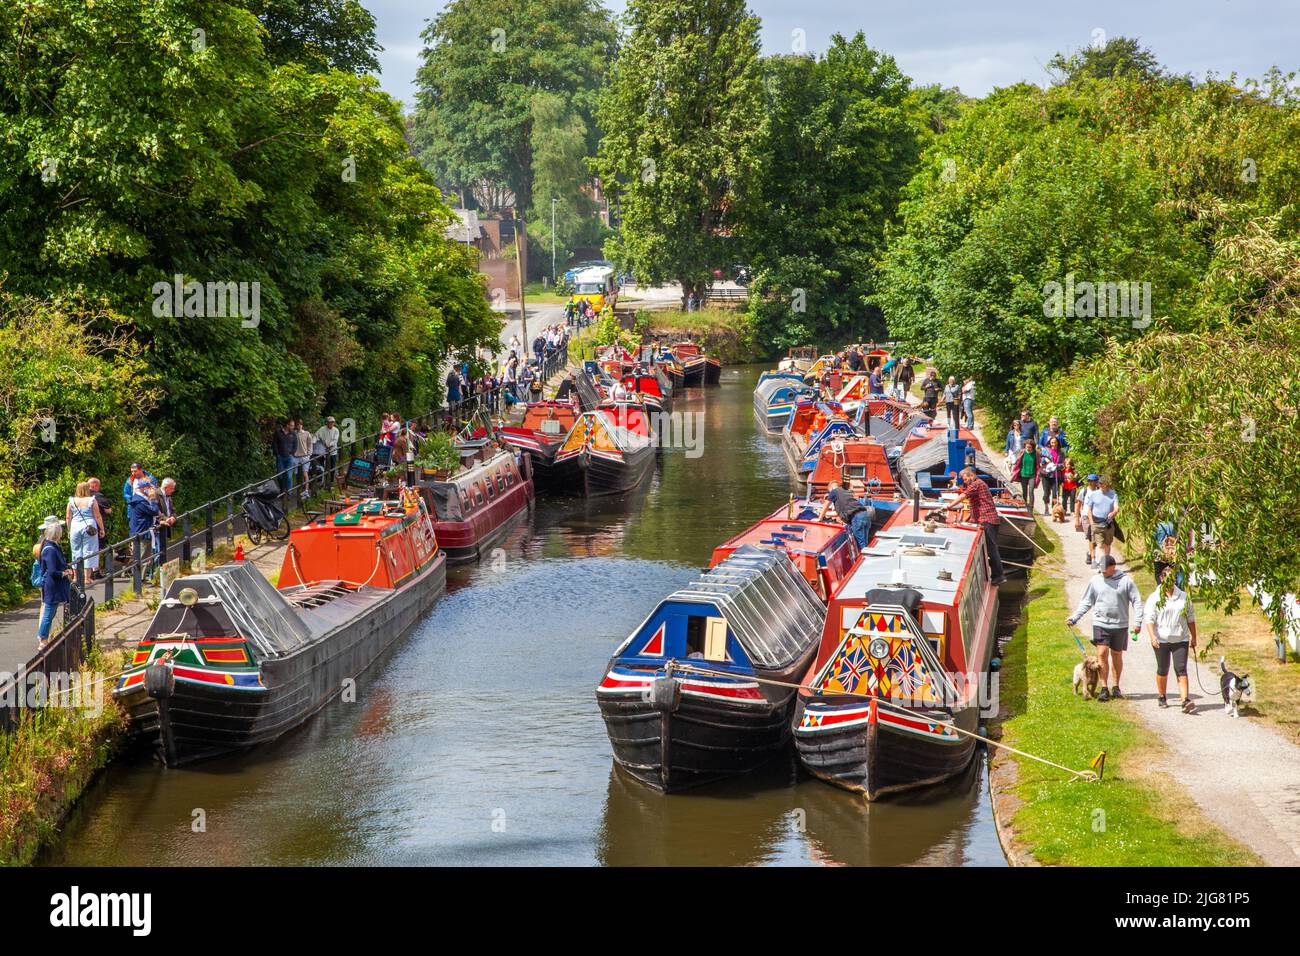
<box><xmin>514</xmin><ymin>209</ymin><xmax>528</xmax><ymax>353</ymax></box>
<box><xmin>551</xmin><ymin>197</ymin><xmax>558</xmax><ymax>284</ymax></box>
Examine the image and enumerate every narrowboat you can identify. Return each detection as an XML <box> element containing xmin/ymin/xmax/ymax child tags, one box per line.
<box><xmin>710</xmin><ymin>504</ymin><xmax>859</xmax><ymax>601</ymax></box>
<box><xmin>753</xmin><ymin>372</ymin><xmax>812</xmax><ymax>432</ymax></box>
<box><xmin>782</xmin><ymin>399</ymin><xmax>859</xmax><ymax>476</ymax></box>
<box><xmin>551</xmin><ymin>401</ymin><xmax>656</xmax><ymax>496</ymax></box>
<box><xmin>792</xmin><ymin>513</ymin><xmax>998</xmax><ymax>800</ymax></box>
<box><xmin>619</xmin><ymin>369</ymin><xmax>672</xmax><ymax>414</ymax></box>
<box><xmin>415</xmin><ymin>441</ymin><xmax>534</xmax><ymax>561</ymax></box>
<box><xmin>778</xmin><ymin>345</ymin><xmax>819</xmax><ymax>373</ymax></box>
<box><xmin>596</xmin><ymin>546</ymin><xmax>826</xmax><ymax>792</ymax></box>
<box><xmin>114</xmin><ymin>493</ymin><xmax>447</xmax><ymax>767</ymax></box>
<box><xmin>671</xmin><ymin>341</ymin><xmax>722</xmax><ymax>386</ymax></box>
<box><xmin>499</xmin><ymin>400</ymin><xmax>580</xmax><ymax>492</ymax></box>
<box><xmin>805</xmin><ymin>436</ymin><xmax>898</xmax><ymax>499</ymax></box>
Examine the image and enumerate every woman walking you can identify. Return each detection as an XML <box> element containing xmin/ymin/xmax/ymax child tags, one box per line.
<box><xmin>34</xmin><ymin>518</ymin><xmax>75</xmax><ymax>652</ymax></box>
<box><xmin>1144</xmin><ymin>566</ymin><xmax>1198</xmax><ymax>713</ymax></box>
<box><xmin>1015</xmin><ymin>441</ymin><xmax>1038</xmax><ymax>512</ymax></box>
<box><xmin>1003</xmin><ymin>418</ymin><xmax>1022</xmax><ymax>473</ymax></box>
<box><xmin>1038</xmin><ymin>436</ymin><xmax>1063</xmax><ymax>514</ymax></box>
<box><xmin>943</xmin><ymin>376</ymin><xmax>960</xmax><ymax>429</ymax></box>
<box><xmin>66</xmin><ymin>481</ymin><xmax>106</xmax><ymax>576</ymax></box>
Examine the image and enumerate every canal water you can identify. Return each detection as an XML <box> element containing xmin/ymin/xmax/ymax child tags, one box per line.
<box><xmin>45</xmin><ymin>366</ymin><xmax>1007</xmax><ymax>866</ymax></box>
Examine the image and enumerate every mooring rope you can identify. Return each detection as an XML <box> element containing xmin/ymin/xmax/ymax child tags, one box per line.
<box><xmin>669</xmin><ymin>661</ymin><xmax>1099</xmax><ymax>782</ymax></box>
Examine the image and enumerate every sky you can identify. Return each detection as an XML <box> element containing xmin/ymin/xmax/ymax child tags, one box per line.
<box><xmin>366</xmin><ymin>0</ymin><xmax>1299</xmax><ymax>108</ymax></box>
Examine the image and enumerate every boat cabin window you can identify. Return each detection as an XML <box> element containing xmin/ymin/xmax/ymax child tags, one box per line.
<box><xmin>685</xmin><ymin>614</ymin><xmax>729</xmax><ymax>662</ymax></box>
<box><xmin>474</xmin><ymin>484</ymin><xmax>485</xmax><ymax>506</ymax></box>
<box><xmin>460</xmin><ymin>490</ymin><xmax>472</xmax><ymax>513</ymax></box>
<box><xmin>484</xmin><ymin>476</ymin><xmax>495</xmax><ymax>500</ymax></box>
<box><xmin>845</xmin><ymin>464</ymin><xmax>867</xmax><ymax>479</ymax></box>
<box><xmin>540</xmin><ymin>419</ymin><xmax>563</xmax><ymax>436</ymax></box>
<box><xmin>495</xmin><ymin>472</ymin><xmax>506</xmax><ymax>493</ymax></box>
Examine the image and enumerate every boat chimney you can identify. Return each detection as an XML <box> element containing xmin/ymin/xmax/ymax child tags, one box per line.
<box><xmin>912</xmin><ymin>489</ymin><xmax>920</xmax><ymax>522</ymax></box>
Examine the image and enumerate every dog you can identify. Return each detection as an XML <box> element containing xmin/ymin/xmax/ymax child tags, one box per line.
<box><xmin>1072</xmin><ymin>656</ymin><xmax>1103</xmax><ymax>700</ymax></box>
<box><xmin>1052</xmin><ymin>502</ymin><xmax>1067</xmax><ymax>522</ymax></box>
<box><xmin>1219</xmin><ymin>657</ymin><xmax>1255</xmax><ymax>718</ymax></box>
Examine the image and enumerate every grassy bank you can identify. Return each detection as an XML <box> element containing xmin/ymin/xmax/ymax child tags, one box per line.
<box><xmin>992</xmin><ymin>544</ymin><xmax>1258</xmax><ymax>866</ymax></box>
<box><xmin>642</xmin><ymin>307</ymin><xmax>765</xmax><ymax>364</ymax></box>
<box><xmin>0</xmin><ymin>647</ymin><xmax>128</xmax><ymax>866</ymax></box>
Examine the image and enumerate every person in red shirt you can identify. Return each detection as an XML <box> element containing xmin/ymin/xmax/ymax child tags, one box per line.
<box><xmin>942</xmin><ymin>467</ymin><xmax>1005</xmax><ymax>585</ymax></box>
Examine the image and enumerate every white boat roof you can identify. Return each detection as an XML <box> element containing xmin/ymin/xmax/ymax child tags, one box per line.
<box><xmin>835</xmin><ymin>522</ymin><xmax>980</xmax><ymax>608</ymax></box>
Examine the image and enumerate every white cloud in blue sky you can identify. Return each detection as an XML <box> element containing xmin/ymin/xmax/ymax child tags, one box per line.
<box><xmin>365</xmin><ymin>0</ymin><xmax>1299</xmax><ymax>108</ymax></box>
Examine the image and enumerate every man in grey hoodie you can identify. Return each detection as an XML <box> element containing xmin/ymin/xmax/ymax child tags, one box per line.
<box><xmin>1065</xmin><ymin>554</ymin><xmax>1143</xmax><ymax>702</ymax></box>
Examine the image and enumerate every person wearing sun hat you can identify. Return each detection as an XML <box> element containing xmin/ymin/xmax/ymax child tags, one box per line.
<box><xmin>32</xmin><ymin>515</ymin><xmax>74</xmax><ymax>651</ymax></box>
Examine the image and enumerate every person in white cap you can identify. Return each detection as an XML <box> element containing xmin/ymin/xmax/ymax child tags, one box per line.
<box><xmin>33</xmin><ymin>517</ymin><xmax>74</xmax><ymax>651</ymax></box>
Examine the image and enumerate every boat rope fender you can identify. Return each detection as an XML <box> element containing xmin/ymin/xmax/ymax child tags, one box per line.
<box><xmin>671</xmin><ymin>661</ymin><xmax>1100</xmax><ymax>784</ymax></box>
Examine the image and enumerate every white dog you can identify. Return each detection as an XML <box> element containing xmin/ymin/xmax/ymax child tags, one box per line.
<box><xmin>1218</xmin><ymin>657</ymin><xmax>1255</xmax><ymax>718</ymax></box>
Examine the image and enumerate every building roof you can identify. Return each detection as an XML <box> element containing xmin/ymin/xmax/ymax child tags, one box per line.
<box><xmin>445</xmin><ymin>208</ymin><xmax>484</xmax><ymax>244</ymax></box>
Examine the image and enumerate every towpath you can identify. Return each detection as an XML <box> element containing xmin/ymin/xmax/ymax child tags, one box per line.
<box><xmin>955</xmin><ymin>395</ymin><xmax>1300</xmax><ymax>865</ymax></box>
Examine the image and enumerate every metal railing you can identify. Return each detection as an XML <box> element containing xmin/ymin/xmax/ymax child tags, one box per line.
<box><xmin>0</xmin><ymin>595</ymin><xmax>94</xmax><ymax>733</ymax></box>
<box><xmin>2</xmin><ymin>343</ymin><xmax>571</xmax><ymax>728</ymax></box>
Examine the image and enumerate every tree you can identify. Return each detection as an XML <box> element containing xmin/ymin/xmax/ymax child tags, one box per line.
<box><xmin>527</xmin><ymin>92</ymin><xmax>603</xmax><ymax>277</ymax></box>
<box><xmin>743</xmin><ymin>35</ymin><xmax>921</xmax><ymax>349</ymax></box>
<box><xmin>411</xmin><ymin>0</ymin><xmax>617</xmax><ymax>215</ymax></box>
<box><xmin>1048</xmin><ymin>36</ymin><xmax>1163</xmax><ymax>84</ymax></box>
<box><xmin>243</xmin><ymin>0</ymin><xmax>381</xmax><ymax>74</ymax></box>
<box><xmin>0</xmin><ymin>0</ymin><xmax>500</xmax><ymax>506</ymax></box>
<box><xmin>593</xmin><ymin>0</ymin><xmax>765</xmax><ymax>307</ymax></box>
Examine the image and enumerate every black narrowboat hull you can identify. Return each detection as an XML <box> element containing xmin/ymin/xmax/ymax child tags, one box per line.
<box><xmin>678</xmin><ymin>358</ymin><xmax>706</xmax><ymax>386</ymax></box>
<box><xmin>703</xmin><ymin>358</ymin><xmax>722</xmax><ymax>385</ymax></box>
<box><xmin>552</xmin><ymin>444</ymin><xmax>655</xmax><ymax>497</ymax></box>
<box><xmin>792</xmin><ymin>697</ymin><xmax>978</xmax><ymax>800</ymax></box>
<box><xmin>118</xmin><ymin>555</ymin><xmax>447</xmax><ymax>766</ymax></box>
<box><xmin>598</xmin><ymin>680</ymin><xmax>799</xmax><ymax>793</ymax></box>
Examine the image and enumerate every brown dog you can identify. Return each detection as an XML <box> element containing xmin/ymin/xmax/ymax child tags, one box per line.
<box><xmin>1052</xmin><ymin>502</ymin><xmax>1067</xmax><ymax>522</ymax></box>
<box><xmin>1072</xmin><ymin>656</ymin><xmax>1102</xmax><ymax>700</ymax></box>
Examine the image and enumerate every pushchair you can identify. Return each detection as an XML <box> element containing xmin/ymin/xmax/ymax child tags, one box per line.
<box><xmin>242</xmin><ymin>479</ymin><xmax>290</xmax><ymax>545</ymax></box>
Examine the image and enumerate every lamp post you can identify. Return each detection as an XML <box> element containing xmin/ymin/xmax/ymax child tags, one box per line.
<box><xmin>551</xmin><ymin>197</ymin><xmax>558</xmax><ymax>283</ymax></box>
<box><xmin>512</xmin><ymin>208</ymin><xmax>527</xmax><ymax>350</ymax></box>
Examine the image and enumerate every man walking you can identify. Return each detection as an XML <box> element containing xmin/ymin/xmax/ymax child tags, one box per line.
<box><xmin>961</xmin><ymin>377</ymin><xmax>976</xmax><ymax>430</ymax></box>
<box><xmin>293</xmin><ymin>418</ymin><xmax>314</xmax><ymax>495</ymax></box>
<box><xmin>1067</xmin><ymin>554</ymin><xmax>1143</xmax><ymax>702</ymax></box>
<box><xmin>941</xmin><ymin>466</ymin><xmax>1005</xmax><ymax>585</ymax></box>
<box><xmin>1081</xmin><ymin>476</ymin><xmax>1120</xmax><ymax>569</ymax></box>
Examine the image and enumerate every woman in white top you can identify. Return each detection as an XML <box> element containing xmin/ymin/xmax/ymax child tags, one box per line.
<box><xmin>1144</xmin><ymin>566</ymin><xmax>1198</xmax><ymax>713</ymax></box>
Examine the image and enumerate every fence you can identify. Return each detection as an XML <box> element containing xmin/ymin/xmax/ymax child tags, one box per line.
<box><xmin>0</xmin><ymin>594</ymin><xmax>94</xmax><ymax>733</ymax></box>
<box><xmin>0</xmin><ymin>343</ymin><xmax>570</xmax><ymax>730</ymax></box>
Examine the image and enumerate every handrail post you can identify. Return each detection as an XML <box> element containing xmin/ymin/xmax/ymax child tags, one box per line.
<box><xmin>226</xmin><ymin>496</ymin><xmax>235</xmax><ymax>546</ymax></box>
<box><xmin>205</xmin><ymin>501</ymin><xmax>215</xmax><ymax>554</ymax></box>
<box><xmin>181</xmin><ymin>513</ymin><xmax>192</xmax><ymax>563</ymax></box>
<box><xmin>104</xmin><ymin>546</ymin><xmax>115</xmax><ymax>603</ymax></box>
<box><xmin>131</xmin><ymin>534</ymin><xmax>143</xmax><ymax>594</ymax></box>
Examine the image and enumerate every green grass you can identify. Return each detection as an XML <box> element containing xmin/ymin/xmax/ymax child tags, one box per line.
<box><xmin>996</xmin><ymin>562</ymin><xmax>1259</xmax><ymax>865</ymax></box>
<box><xmin>522</xmin><ymin>281</ymin><xmax>569</xmax><ymax>304</ymax></box>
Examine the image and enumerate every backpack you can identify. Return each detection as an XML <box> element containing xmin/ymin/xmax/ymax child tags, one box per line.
<box><xmin>31</xmin><ymin>558</ymin><xmax>44</xmax><ymax>588</ymax></box>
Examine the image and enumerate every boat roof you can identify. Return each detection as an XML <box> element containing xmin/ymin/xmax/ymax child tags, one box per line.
<box><xmin>755</xmin><ymin>375</ymin><xmax>808</xmax><ymax>403</ymax></box>
<box><xmin>668</xmin><ymin>545</ymin><xmax>825</xmax><ymax>669</ymax></box>
<box><xmin>147</xmin><ymin>561</ymin><xmax>313</xmax><ymax>657</ymax></box>
<box><xmin>717</xmin><ymin>511</ymin><xmax>848</xmax><ymax>555</ymax></box>
<box><xmin>833</xmin><ymin>520</ymin><xmax>980</xmax><ymax>609</ymax></box>
<box><xmin>898</xmin><ymin>433</ymin><xmax>1004</xmax><ymax>496</ymax></box>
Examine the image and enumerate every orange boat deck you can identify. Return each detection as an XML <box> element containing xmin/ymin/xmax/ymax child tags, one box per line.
<box><xmin>806</xmin><ymin>438</ymin><xmax>897</xmax><ymax>497</ymax></box>
<box><xmin>278</xmin><ymin>494</ymin><xmax>440</xmax><ymax>590</ymax></box>
<box><xmin>711</xmin><ymin>506</ymin><xmax>859</xmax><ymax>601</ymax></box>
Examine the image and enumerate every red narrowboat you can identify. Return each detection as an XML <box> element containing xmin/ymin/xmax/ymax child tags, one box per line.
<box><xmin>710</xmin><ymin>503</ymin><xmax>860</xmax><ymax>601</ymax></box>
<box><xmin>414</xmin><ymin>441</ymin><xmax>534</xmax><ymax>563</ymax></box>
<box><xmin>499</xmin><ymin>400</ymin><xmax>581</xmax><ymax>493</ymax></box>
<box><xmin>670</xmin><ymin>341</ymin><xmax>722</xmax><ymax>386</ymax></box>
<box><xmin>792</xmin><ymin>509</ymin><xmax>999</xmax><ymax>800</ymax></box>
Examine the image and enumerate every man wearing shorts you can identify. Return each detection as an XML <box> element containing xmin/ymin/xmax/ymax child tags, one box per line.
<box><xmin>1081</xmin><ymin>475</ymin><xmax>1119</xmax><ymax>569</ymax></box>
<box><xmin>1066</xmin><ymin>554</ymin><xmax>1143</xmax><ymax>702</ymax></box>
